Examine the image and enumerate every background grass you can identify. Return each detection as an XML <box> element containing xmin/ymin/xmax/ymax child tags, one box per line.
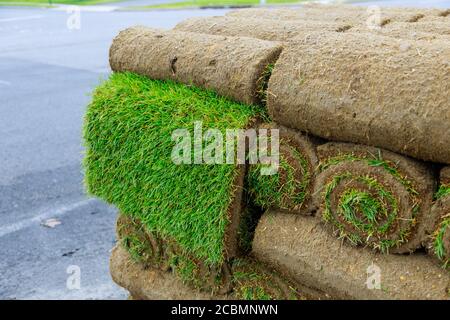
<box><xmin>84</xmin><ymin>72</ymin><xmax>262</xmax><ymax>265</ymax></box>
<box><xmin>124</xmin><ymin>0</ymin><xmax>304</xmax><ymax>10</ymax></box>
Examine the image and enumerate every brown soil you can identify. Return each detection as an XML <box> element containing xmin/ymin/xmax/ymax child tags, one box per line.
<box><xmin>441</xmin><ymin>166</ymin><xmax>450</xmax><ymax>185</ymax></box>
<box><xmin>110</xmin><ymin>244</ymin><xmax>222</xmax><ymax>299</ymax></box>
<box><xmin>174</xmin><ymin>16</ymin><xmax>348</xmax><ymax>42</ymax></box>
<box><xmin>350</xmin><ymin>21</ymin><xmax>450</xmax><ymax>41</ymax></box>
<box><xmin>224</xmin><ymin>165</ymin><xmax>248</xmax><ymax>259</ymax></box>
<box><xmin>267</xmin><ymin>32</ymin><xmax>450</xmax><ymax>164</ymax></box>
<box><xmin>226</xmin><ymin>6</ymin><xmax>441</xmax><ymax>27</ymax></box>
<box><xmin>109</xmin><ymin>26</ymin><xmax>282</xmax><ymax>105</ymax></box>
<box><xmin>116</xmin><ymin>213</ymin><xmax>235</xmax><ymax>292</ymax></box>
<box><xmin>252</xmin><ymin>210</ymin><xmax>450</xmax><ymax>300</ymax></box>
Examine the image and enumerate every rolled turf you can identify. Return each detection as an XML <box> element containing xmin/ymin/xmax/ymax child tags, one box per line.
<box><xmin>174</xmin><ymin>16</ymin><xmax>349</xmax><ymax>42</ymax></box>
<box><xmin>114</xmin><ymin>214</ymin><xmax>305</xmax><ymax>299</ymax></box>
<box><xmin>253</xmin><ymin>210</ymin><xmax>450</xmax><ymax>300</ymax></box>
<box><xmin>109</xmin><ymin>26</ymin><xmax>282</xmax><ymax>105</ymax></box>
<box><xmin>246</xmin><ymin>124</ymin><xmax>318</xmax><ymax>214</ymax></box>
<box><xmin>350</xmin><ymin>21</ymin><xmax>450</xmax><ymax>41</ymax></box>
<box><xmin>225</xmin><ymin>6</ymin><xmax>440</xmax><ymax>27</ymax></box>
<box><xmin>267</xmin><ymin>32</ymin><xmax>450</xmax><ymax>164</ymax></box>
<box><xmin>312</xmin><ymin>142</ymin><xmax>435</xmax><ymax>253</ymax></box>
<box><xmin>84</xmin><ymin>72</ymin><xmax>265</xmax><ymax>290</ymax></box>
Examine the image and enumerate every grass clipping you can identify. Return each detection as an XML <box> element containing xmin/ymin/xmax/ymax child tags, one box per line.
<box><xmin>431</xmin><ymin>184</ymin><xmax>450</xmax><ymax>268</ymax></box>
<box><xmin>84</xmin><ymin>72</ymin><xmax>262</xmax><ymax>269</ymax></box>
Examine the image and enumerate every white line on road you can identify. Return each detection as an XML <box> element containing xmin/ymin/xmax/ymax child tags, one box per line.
<box><xmin>0</xmin><ymin>198</ymin><xmax>97</xmax><ymax>238</ymax></box>
<box><xmin>0</xmin><ymin>15</ymin><xmax>44</xmax><ymax>23</ymax></box>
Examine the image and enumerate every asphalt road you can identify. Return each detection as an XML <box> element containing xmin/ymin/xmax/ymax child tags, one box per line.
<box><xmin>0</xmin><ymin>5</ymin><xmax>228</xmax><ymax>300</ymax></box>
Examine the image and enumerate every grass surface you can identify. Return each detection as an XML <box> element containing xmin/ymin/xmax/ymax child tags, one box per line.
<box><xmin>125</xmin><ymin>0</ymin><xmax>304</xmax><ymax>10</ymax></box>
<box><xmin>84</xmin><ymin>72</ymin><xmax>262</xmax><ymax>265</ymax></box>
<box><xmin>436</xmin><ymin>185</ymin><xmax>450</xmax><ymax>200</ymax></box>
<box><xmin>247</xmin><ymin>144</ymin><xmax>309</xmax><ymax>210</ymax></box>
<box><xmin>434</xmin><ymin>215</ymin><xmax>449</xmax><ymax>268</ymax></box>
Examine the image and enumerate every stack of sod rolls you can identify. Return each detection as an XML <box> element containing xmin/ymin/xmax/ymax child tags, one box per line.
<box><xmin>176</xmin><ymin>15</ymin><xmax>450</xmax><ymax>164</ymax></box>
<box><xmin>84</xmin><ymin>4</ymin><xmax>450</xmax><ymax>300</ymax></box>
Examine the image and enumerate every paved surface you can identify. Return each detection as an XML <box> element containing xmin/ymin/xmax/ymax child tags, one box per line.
<box><xmin>0</xmin><ymin>6</ymin><xmax>228</xmax><ymax>300</ymax></box>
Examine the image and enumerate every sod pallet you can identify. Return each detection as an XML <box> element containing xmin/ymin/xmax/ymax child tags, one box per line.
<box><xmin>253</xmin><ymin>210</ymin><xmax>450</xmax><ymax>300</ymax></box>
<box><xmin>109</xmin><ymin>26</ymin><xmax>282</xmax><ymax>105</ymax></box>
<box><xmin>312</xmin><ymin>142</ymin><xmax>435</xmax><ymax>253</ymax></box>
<box><xmin>174</xmin><ymin>17</ymin><xmax>348</xmax><ymax>42</ymax></box>
<box><xmin>267</xmin><ymin>32</ymin><xmax>450</xmax><ymax>164</ymax></box>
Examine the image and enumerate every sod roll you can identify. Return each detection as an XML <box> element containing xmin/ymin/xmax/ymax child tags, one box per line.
<box><xmin>253</xmin><ymin>210</ymin><xmax>450</xmax><ymax>300</ymax></box>
<box><xmin>84</xmin><ymin>73</ymin><xmax>264</xmax><ymax>278</ymax></box>
<box><xmin>116</xmin><ymin>213</ymin><xmax>233</xmax><ymax>292</ymax></box>
<box><xmin>109</xmin><ymin>26</ymin><xmax>282</xmax><ymax>105</ymax></box>
<box><xmin>226</xmin><ymin>6</ymin><xmax>438</xmax><ymax>27</ymax></box>
<box><xmin>386</xmin><ymin>21</ymin><xmax>450</xmax><ymax>36</ymax></box>
<box><xmin>441</xmin><ymin>166</ymin><xmax>450</xmax><ymax>186</ymax></box>
<box><xmin>312</xmin><ymin>142</ymin><xmax>435</xmax><ymax>253</ymax></box>
<box><xmin>110</xmin><ymin>245</ymin><xmax>216</xmax><ymax>300</ymax></box>
<box><xmin>174</xmin><ymin>17</ymin><xmax>349</xmax><ymax>42</ymax></box>
<box><xmin>350</xmin><ymin>21</ymin><xmax>450</xmax><ymax>41</ymax></box>
<box><xmin>246</xmin><ymin>124</ymin><xmax>318</xmax><ymax>214</ymax></box>
<box><xmin>114</xmin><ymin>217</ymin><xmax>308</xmax><ymax>300</ymax></box>
<box><xmin>267</xmin><ymin>32</ymin><xmax>450</xmax><ymax>164</ymax></box>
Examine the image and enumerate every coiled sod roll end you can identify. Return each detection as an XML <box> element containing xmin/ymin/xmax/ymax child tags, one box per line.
<box><xmin>246</xmin><ymin>125</ymin><xmax>318</xmax><ymax>214</ymax></box>
<box><xmin>313</xmin><ymin>143</ymin><xmax>435</xmax><ymax>253</ymax></box>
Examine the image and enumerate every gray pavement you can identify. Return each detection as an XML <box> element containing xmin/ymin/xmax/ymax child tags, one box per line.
<box><xmin>0</xmin><ymin>6</ymin><xmax>228</xmax><ymax>300</ymax></box>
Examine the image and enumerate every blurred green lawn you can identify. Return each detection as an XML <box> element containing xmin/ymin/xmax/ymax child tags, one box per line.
<box><xmin>0</xmin><ymin>0</ymin><xmax>123</xmax><ymax>6</ymax></box>
<box><xmin>141</xmin><ymin>0</ymin><xmax>304</xmax><ymax>9</ymax></box>
<box><xmin>0</xmin><ymin>0</ymin><xmax>304</xmax><ymax>7</ymax></box>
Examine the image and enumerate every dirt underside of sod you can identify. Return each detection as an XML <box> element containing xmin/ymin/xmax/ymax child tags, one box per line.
<box><xmin>84</xmin><ymin>72</ymin><xmax>264</xmax><ymax>268</ymax></box>
<box><xmin>115</xmin><ymin>215</ymin><xmax>308</xmax><ymax>299</ymax></box>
